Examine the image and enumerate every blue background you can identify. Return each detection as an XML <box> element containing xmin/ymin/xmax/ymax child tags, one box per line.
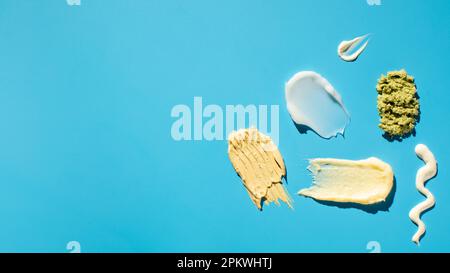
<box><xmin>0</xmin><ymin>0</ymin><xmax>448</xmax><ymax>253</ymax></box>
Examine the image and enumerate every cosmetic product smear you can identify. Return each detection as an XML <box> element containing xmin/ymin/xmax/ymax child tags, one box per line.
<box><xmin>285</xmin><ymin>71</ymin><xmax>350</xmax><ymax>139</ymax></box>
<box><xmin>299</xmin><ymin>157</ymin><xmax>394</xmax><ymax>205</ymax></box>
<box><xmin>337</xmin><ymin>34</ymin><xmax>370</xmax><ymax>62</ymax></box>
<box><xmin>228</xmin><ymin>128</ymin><xmax>293</xmax><ymax>210</ymax></box>
<box><xmin>376</xmin><ymin>69</ymin><xmax>420</xmax><ymax>139</ymax></box>
<box><xmin>409</xmin><ymin>144</ymin><xmax>438</xmax><ymax>245</ymax></box>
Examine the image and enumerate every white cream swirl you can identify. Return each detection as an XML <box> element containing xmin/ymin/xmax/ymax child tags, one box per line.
<box><xmin>337</xmin><ymin>34</ymin><xmax>370</xmax><ymax>62</ymax></box>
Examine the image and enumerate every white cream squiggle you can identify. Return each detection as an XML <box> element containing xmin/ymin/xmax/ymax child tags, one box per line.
<box><xmin>409</xmin><ymin>144</ymin><xmax>438</xmax><ymax>245</ymax></box>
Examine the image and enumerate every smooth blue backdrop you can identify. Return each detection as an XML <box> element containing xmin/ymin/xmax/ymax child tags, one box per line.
<box><xmin>0</xmin><ymin>0</ymin><xmax>448</xmax><ymax>252</ymax></box>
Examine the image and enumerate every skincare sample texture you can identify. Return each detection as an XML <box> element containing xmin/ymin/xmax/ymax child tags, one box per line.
<box><xmin>285</xmin><ymin>71</ymin><xmax>350</xmax><ymax>139</ymax></box>
<box><xmin>299</xmin><ymin>157</ymin><xmax>394</xmax><ymax>205</ymax></box>
<box><xmin>409</xmin><ymin>144</ymin><xmax>438</xmax><ymax>245</ymax></box>
<box><xmin>376</xmin><ymin>70</ymin><xmax>420</xmax><ymax>139</ymax></box>
<box><xmin>337</xmin><ymin>34</ymin><xmax>370</xmax><ymax>62</ymax></box>
<box><xmin>228</xmin><ymin>128</ymin><xmax>292</xmax><ymax>210</ymax></box>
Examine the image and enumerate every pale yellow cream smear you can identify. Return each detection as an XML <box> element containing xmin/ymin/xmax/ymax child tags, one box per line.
<box><xmin>228</xmin><ymin>128</ymin><xmax>292</xmax><ymax>210</ymax></box>
<box><xmin>299</xmin><ymin>157</ymin><xmax>394</xmax><ymax>205</ymax></box>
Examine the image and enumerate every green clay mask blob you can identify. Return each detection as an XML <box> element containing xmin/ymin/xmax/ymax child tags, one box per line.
<box><xmin>376</xmin><ymin>69</ymin><xmax>420</xmax><ymax>139</ymax></box>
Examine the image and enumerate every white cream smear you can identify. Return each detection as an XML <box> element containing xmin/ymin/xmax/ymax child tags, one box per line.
<box><xmin>285</xmin><ymin>71</ymin><xmax>350</xmax><ymax>139</ymax></box>
<box><xmin>299</xmin><ymin>157</ymin><xmax>394</xmax><ymax>205</ymax></box>
<box><xmin>409</xmin><ymin>144</ymin><xmax>438</xmax><ymax>245</ymax></box>
<box><xmin>337</xmin><ymin>34</ymin><xmax>370</xmax><ymax>62</ymax></box>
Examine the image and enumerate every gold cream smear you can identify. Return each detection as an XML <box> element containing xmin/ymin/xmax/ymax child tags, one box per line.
<box><xmin>228</xmin><ymin>128</ymin><xmax>292</xmax><ymax>210</ymax></box>
<box><xmin>299</xmin><ymin>157</ymin><xmax>394</xmax><ymax>205</ymax></box>
<box><xmin>337</xmin><ymin>34</ymin><xmax>370</xmax><ymax>62</ymax></box>
<box><xmin>409</xmin><ymin>144</ymin><xmax>438</xmax><ymax>245</ymax></box>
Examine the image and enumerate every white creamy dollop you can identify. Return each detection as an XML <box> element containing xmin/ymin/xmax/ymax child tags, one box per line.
<box><xmin>337</xmin><ymin>34</ymin><xmax>370</xmax><ymax>62</ymax></box>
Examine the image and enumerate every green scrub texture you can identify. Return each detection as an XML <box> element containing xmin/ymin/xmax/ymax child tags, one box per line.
<box><xmin>376</xmin><ymin>70</ymin><xmax>420</xmax><ymax>138</ymax></box>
